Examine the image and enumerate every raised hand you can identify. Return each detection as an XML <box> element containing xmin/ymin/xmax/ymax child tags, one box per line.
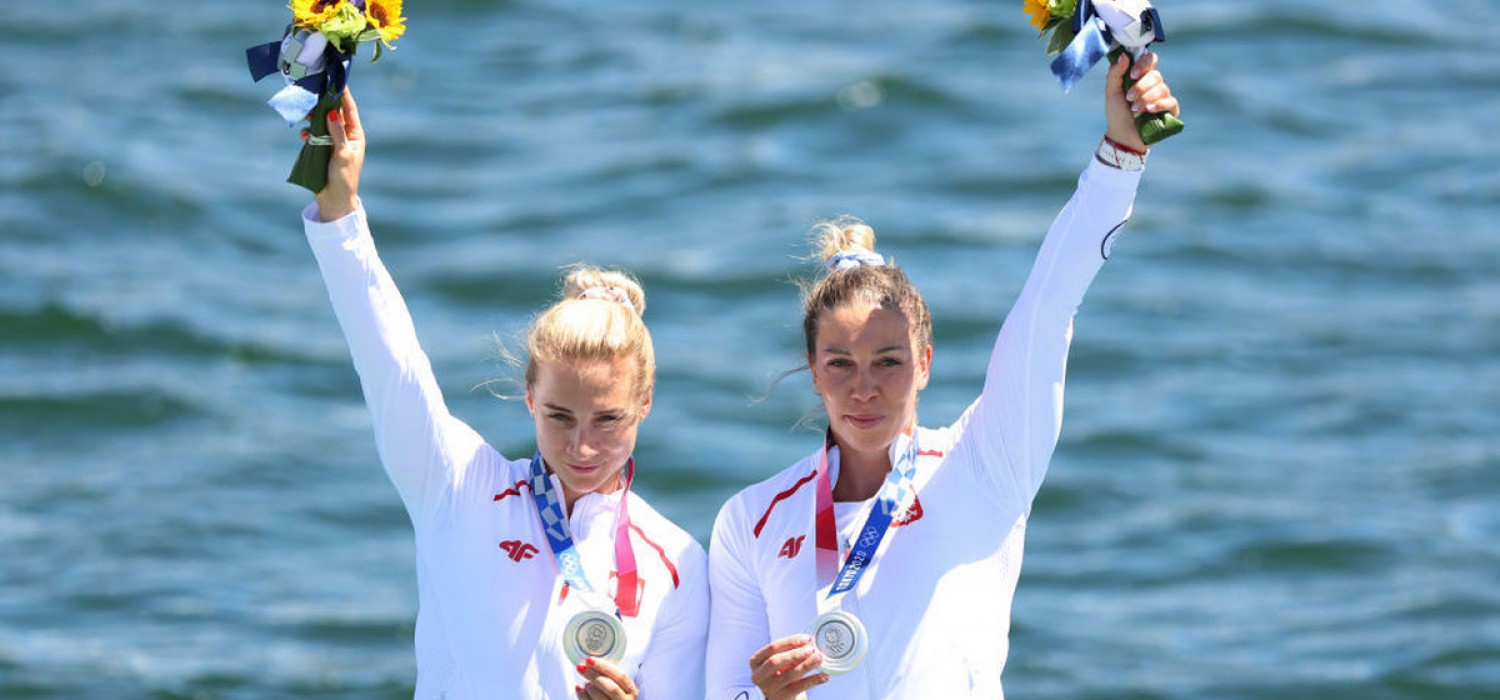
<box><xmin>1103</xmin><ymin>51</ymin><xmax>1180</xmax><ymax>152</ymax></box>
<box><xmin>311</xmin><ymin>87</ymin><xmax>365</xmax><ymax>222</ymax></box>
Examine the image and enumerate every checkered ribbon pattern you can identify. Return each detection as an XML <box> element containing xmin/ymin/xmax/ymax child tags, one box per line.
<box><xmin>530</xmin><ymin>454</ymin><xmax>596</xmax><ymax>593</ymax></box>
<box><xmin>815</xmin><ymin>430</ymin><xmax>920</xmax><ymax>598</ymax></box>
<box><xmin>526</xmin><ymin>453</ymin><xmax>642</xmax><ymax>617</ymax></box>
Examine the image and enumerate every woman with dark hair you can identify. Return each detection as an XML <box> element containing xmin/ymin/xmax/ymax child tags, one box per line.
<box><xmin>706</xmin><ymin>52</ymin><xmax>1181</xmax><ymax>699</ymax></box>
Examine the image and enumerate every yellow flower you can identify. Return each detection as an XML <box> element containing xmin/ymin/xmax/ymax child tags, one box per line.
<box><xmin>290</xmin><ymin>0</ymin><xmax>347</xmax><ymax>28</ymax></box>
<box><xmin>365</xmin><ymin>0</ymin><xmax>406</xmax><ymax>46</ymax></box>
<box><xmin>1023</xmin><ymin>0</ymin><xmax>1050</xmax><ymax>31</ymax></box>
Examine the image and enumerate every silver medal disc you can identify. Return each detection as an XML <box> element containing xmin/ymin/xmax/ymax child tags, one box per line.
<box><xmin>563</xmin><ymin>610</ymin><xmax>627</xmax><ymax>666</ymax></box>
<box><xmin>809</xmin><ymin>610</ymin><xmax>868</xmax><ymax>675</ymax></box>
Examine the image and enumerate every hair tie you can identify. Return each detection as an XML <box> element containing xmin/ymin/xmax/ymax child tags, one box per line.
<box><xmin>578</xmin><ymin>286</ymin><xmax>632</xmax><ymax>307</ymax></box>
<box><xmin>826</xmin><ymin>248</ymin><xmax>885</xmax><ymax>271</ymax></box>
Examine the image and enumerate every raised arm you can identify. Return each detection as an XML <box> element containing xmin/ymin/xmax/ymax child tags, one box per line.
<box><xmin>302</xmin><ymin>90</ymin><xmax>488</xmax><ymax>527</ymax></box>
<box><xmin>964</xmin><ymin>53</ymin><xmax>1179</xmax><ymax>507</ymax></box>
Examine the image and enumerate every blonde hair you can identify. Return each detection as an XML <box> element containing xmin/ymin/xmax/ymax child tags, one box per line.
<box><xmin>803</xmin><ymin>215</ymin><xmax>932</xmax><ymax>356</ymax></box>
<box><xmin>525</xmin><ymin>265</ymin><xmax>655</xmax><ymax>407</ymax></box>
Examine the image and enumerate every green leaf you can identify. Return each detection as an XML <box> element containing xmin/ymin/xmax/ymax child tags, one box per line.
<box><xmin>1045</xmin><ymin>22</ymin><xmax>1076</xmax><ymax>56</ymax></box>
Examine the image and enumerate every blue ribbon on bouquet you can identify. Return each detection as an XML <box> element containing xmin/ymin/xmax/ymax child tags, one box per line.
<box><xmin>1049</xmin><ymin>0</ymin><xmax>1166</xmax><ymax>93</ymax></box>
<box><xmin>246</xmin><ymin>29</ymin><xmax>352</xmax><ymax>125</ymax></box>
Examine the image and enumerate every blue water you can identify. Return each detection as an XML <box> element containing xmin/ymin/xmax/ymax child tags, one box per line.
<box><xmin>3</xmin><ymin>0</ymin><xmax>1498</xmax><ymax>697</ymax></box>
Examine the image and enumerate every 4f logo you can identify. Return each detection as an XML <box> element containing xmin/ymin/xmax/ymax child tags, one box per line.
<box><xmin>499</xmin><ymin>539</ymin><xmax>539</xmax><ymax>562</ymax></box>
<box><xmin>778</xmin><ymin>535</ymin><xmax>806</xmax><ymax>559</ymax></box>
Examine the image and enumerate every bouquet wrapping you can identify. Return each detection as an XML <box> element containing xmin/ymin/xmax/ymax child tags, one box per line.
<box><xmin>1025</xmin><ymin>0</ymin><xmax>1184</xmax><ymax>144</ymax></box>
<box><xmin>247</xmin><ymin>0</ymin><xmax>406</xmax><ymax>192</ymax></box>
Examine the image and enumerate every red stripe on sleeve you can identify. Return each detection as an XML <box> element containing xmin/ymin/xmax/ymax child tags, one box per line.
<box><xmin>628</xmin><ymin>523</ymin><xmax>680</xmax><ymax>588</ymax></box>
<box><xmin>752</xmin><ymin>467</ymin><xmax>819</xmax><ymax>539</ymax></box>
<box><xmin>492</xmin><ymin>479</ymin><xmax>532</xmax><ymax>502</ymax></box>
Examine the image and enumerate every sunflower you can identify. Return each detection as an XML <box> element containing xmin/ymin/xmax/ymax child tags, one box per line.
<box><xmin>364</xmin><ymin>0</ymin><xmax>406</xmax><ymax>47</ymax></box>
<box><xmin>290</xmin><ymin>0</ymin><xmax>347</xmax><ymax>28</ymax></box>
<box><xmin>1022</xmin><ymin>0</ymin><xmax>1050</xmax><ymax>31</ymax></box>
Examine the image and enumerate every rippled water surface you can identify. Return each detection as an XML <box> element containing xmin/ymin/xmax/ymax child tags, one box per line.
<box><xmin>3</xmin><ymin>0</ymin><xmax>1498</xmax><ymax>697</ymax></box>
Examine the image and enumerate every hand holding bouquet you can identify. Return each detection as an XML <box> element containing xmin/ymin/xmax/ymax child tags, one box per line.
<box><xmin>1024</xmin><ymin>0</ymin><xmax>1184</xmax><ymax>144</ymax></box>
<box><xmin>247</xmin><ymin>0</ymin><xmax>406</xmax><ymax>193</ymax></box>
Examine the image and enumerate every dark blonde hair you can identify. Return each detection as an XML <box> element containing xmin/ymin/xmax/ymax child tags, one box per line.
<box><xmin>803</xmin><ymin>216</ymin><xmax>932</xmax><ymax>356</ymax></box>
<box><xmin>525</xmin><ymin>265</ymin><xmax>655</xmax><ymax>409</ymax></box>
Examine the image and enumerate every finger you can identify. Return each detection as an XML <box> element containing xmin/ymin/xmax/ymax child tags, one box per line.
<box><xmin>1131</xmin><ymin>79</ymin><xmax>1174</xmax><ymax>114</ymax></box>
<box><xmin>753</xmin><ymin>646</ymin><xmax>818</xmax><ymax>682</ymax></box>
<box><xmin>581</xmin><ymin>676</ymin><xmax>624</xmax><ymax>700</ymax></box>
<box><xmin>1130</xmin><ymin>51</ymin><xmax>1159</xmax><ymax>80</ymax></box>
<box><xmin>751</xmin><ymin>647</ymin><xmax>819</xmax><ymax>688</ymax></box>
<box><xmin>1125</xmin><ymin>71</ymin><xmax>1163</xmax><ymax>113</ymax></box>
<box><xmin>758</xmin><ymin>647</ymin><xmax>826</xmax><ymax>696</ymax></box>
<box><xmin>1131</xmin><ymin>81</ymin><xmax>1167</xmax><ymax>107</ymax></box>
<box><xmin>1105</xmin><ymin>53</ymin><xmax>1130</xmax><ymax>98</ymax></box>
<box><xmin>1138</xmin><ymin>73</ymin><xmax>1180</xmax><ymax>117</ymax></box>
<box><xmin>579</xmin><ymin>658</ymin><xmax>637</xmax><ymax>697</ymax></box>
<box><xmin>785</xmin><ymin>671</ymin><xmax>832</xmax><ymax>695</ymax></box>
<box><xmin>1143</xmin><ymin>94</ymin><xmax>1180</xmax><ymax>117</ymax></box>
<box><xmin>748</xmin><ymin>634</ymin><xmax>814</xmax><ymax>669</ymax></box>
<box><xmin>1126</xmin><ymin>70</ymin><xmax>1162</xmax><ymax>100</ymax></box>
<box><xmin>340</xmin><ymin>87</ymin><xmax>363</xmax><ymax>141</ymax></box>
<box><xmin>786</xmin><ymin>647</ymin><xmax>826</xmax><ymax>678</ymax></box>
<box><xmin>326</xmin><ymin>105</ymin><xmax>345</xmax><ymax>149</ymax></box>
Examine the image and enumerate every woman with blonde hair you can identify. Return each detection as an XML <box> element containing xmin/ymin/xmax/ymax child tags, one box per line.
<box><xmin>299</xmin><ymin>89</ymin><xmax>706</xmax><ymax>700</ymax></box>
<box><xmin>707</xmin><ymin>53</ymin><xmax>1181</xmax><ymax>698</ymax></box>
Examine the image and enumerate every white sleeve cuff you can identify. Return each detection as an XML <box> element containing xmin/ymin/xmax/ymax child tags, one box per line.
<box><xmin>301</xmin><ymin>200</ymin><xmax>367</xmax><ymax>244</ymax></box>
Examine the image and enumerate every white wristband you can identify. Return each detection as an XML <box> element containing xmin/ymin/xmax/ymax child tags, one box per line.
<box><xmin>1095</xmin><ymin>136</ymin><xmax>1148</xmax><ymax>171</ymax></box>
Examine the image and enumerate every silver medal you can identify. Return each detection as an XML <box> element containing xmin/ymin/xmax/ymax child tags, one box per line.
<box><xmin>563</xmin><ymin>610</ymin><xmax>627</xmax><ymax>665</ymax></box>
<box><xmin>809</xmin><ymin>609</ymin><xmax>868</xmax><ymax>675</ymax></box>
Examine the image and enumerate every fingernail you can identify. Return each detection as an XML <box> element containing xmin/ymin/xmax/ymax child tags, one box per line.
<box><xmin>586</xmin><ymin>658</ymin><xmax>596</xmax><ymax>667</ymax></box>
<box><xmin>576</xmin><ymin>662</ymin><xmax>587</xmax><ymax>673</ymax></box>
<box><xmin>328</xmin><ymin>111</ymin><xmax>340</xmax><ymax>122</ymax></box>
<box><xmin>574</xmin><ymin>685</ymin><xmax>583</xmax><ymax>693</ymax></box>
<box><xmin>818</xmin><ymin>674</ymin><xmax>831</xmax><ymax>684</ymax></box>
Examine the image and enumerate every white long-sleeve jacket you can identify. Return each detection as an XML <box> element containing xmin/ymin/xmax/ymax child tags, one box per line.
<box><xmin>707</xmin><ymin>158</ymin><xmax>1141</xmax><ymax>700</ymax></box>
<box><xmin>304</xmin><ymin>205</ymin><xmax>709</xmax><ymax>700</ymax></box>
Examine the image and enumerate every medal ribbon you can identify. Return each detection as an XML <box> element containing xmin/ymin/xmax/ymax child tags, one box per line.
<box><xmin>529</xmin><ymin>453</ymin><xmax>641</xmax><ymax>617</ymax></box>
<box><xmin>814</xmin><ymin>429</ymin><xmax>919</xmax><ymax>599</ymax></box>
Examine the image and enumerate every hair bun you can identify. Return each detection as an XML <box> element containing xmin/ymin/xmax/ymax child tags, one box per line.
<box><xmin>560</xmin><ymin>266</ymin><xmax>646</xmax><ymax>316</ymax></box>
<box><xmin>811</xmin><ymin>216</ymin><xmax>879</xmax><ymax>269</ymax></box>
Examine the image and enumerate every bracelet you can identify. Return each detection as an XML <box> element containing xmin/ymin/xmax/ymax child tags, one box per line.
<box><xmin>1095</xmin><ymin>136</ymin><xmax>1148</xmax><ymax>171</ymax></box>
